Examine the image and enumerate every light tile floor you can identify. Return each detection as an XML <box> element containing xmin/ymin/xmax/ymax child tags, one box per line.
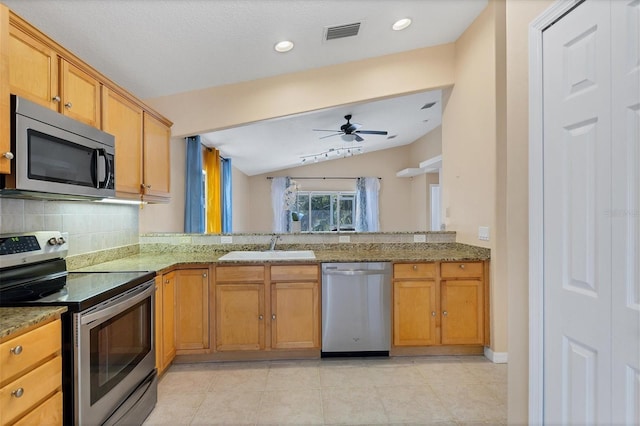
<box><xmin>143</xmin><ymin>356</ymin><xmax>507</xmax><ymax>425</ymax></box>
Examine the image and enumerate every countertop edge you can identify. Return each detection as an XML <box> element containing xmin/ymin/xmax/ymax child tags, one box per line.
<box><xmin>0</xmin><ymin>306</ymin><xmax>68</xmax><ymax>340</ymax></box>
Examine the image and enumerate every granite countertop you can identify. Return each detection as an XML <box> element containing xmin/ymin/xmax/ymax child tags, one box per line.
<box><xmin>0</xmin><ymin>306</ymin><xmax>68</xmax><ymax>340</ymax></box>
<box><xmin>73</xmin><ymin>243</ymin><xmax>490</xmax><ymax>273</ymax></box>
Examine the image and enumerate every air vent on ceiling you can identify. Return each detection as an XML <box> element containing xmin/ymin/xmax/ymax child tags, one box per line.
<box><xmin>324</xmin><ymin>22</ymin><xmax>361</xmax><ymax>41</ymax></box>
<box><xmin>387</xmin><ymin>135</ymin><xmax>397</xmax><ymax>140</ymax></box>
<box><xmin>421</xmin><ymin>102</ymin><xmax>437</xmax><ymax>110</ymax></box>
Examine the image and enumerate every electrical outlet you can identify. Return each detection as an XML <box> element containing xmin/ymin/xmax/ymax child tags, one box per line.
<box><xmin>478</xmin><ymin>226</ymin><xmax>490</xmax><ymax>241</ymax></box>
<box><xmin>220</xmin><ymin>236</ymin><xmax>233</xmax><ymax>244</ymax></box>
<box><xmin>413</xmin><ymin>234</ymin><xmax>426</xmax><ymax>243</ymax></box>
<box><xmin>339</xmin><ymin>235</ymin><xmax>350</xmax><ymax>243</ymax></box>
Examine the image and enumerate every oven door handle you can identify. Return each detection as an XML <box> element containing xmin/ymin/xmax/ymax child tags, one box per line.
<box><xmin>80</xmin><ymin>281</ymin><xmax>153</xmax><ymax>325</ymax></box>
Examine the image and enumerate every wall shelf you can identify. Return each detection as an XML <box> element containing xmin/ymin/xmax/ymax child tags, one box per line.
<box><xmin>396</xmin><ymin>155</ymin><xmax>442</xmax><ymax>178</ymax></box>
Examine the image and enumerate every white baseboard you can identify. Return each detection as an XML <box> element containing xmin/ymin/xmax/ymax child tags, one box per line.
<box><xmin>484</xmin><ymin>347</ymin><xmax>508</xmax><ymax>363</ymax></box>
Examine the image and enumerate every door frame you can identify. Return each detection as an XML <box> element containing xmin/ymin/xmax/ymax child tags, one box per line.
<box><xmin>528</xmin><ymin>0</ymin><xmax>583</xmax><ymax>424</ymax></box>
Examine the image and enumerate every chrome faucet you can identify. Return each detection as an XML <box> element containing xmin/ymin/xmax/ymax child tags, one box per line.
<box><xmin>269</xmin><ymin>235</ymin><xmax>280</xmax><ymax>251</ymax></box>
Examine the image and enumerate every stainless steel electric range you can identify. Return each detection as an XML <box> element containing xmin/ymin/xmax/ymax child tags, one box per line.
<box><xmin>0</xmin><ymin>231</ymin><xmax>157</xmax><ymax>426</ymax></box>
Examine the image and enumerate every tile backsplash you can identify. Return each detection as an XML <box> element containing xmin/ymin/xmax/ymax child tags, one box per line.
<box><xmin>0</xmin><ymin>198</ymin><xmax>139</xmax><ymax>255</ymax></box>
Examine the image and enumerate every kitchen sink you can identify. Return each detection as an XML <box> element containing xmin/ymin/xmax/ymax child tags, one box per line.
<box><xmin>218</xmin><ymin>250</ymin><xmax>316</xmax><ymax>261</ymax></box>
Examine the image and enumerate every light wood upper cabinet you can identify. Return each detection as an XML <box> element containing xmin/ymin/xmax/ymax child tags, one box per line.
<box><xmin>60</xmin><ymin>59</ymin><xmax>101</xmax><ymax>127</ymax></box>
<box><xmin>7</xmin><ymin>23</ymin><xmax>58</xmax><ymax>111</ymax></box>
<box><xmin>102</xmin><ymin>87</ymin><xmax>143</xmax><ymax>196</ymax></box>
<box><xmin>2</xmin><ymin>7</ymin><xmax>172</xmax><ymax>190</ymax></box>
<box><xmin>142</xmin><ymin>112</ymin><xmax>171</xmax><ymax>200</ymax></box>
<box><xmin>0</xmin><ymin>5</ymin><xmax>10</xmax><ymax>174</ymax></box>
<box><xmin>175</xmin><ymin>268</ymin><xmax>210</xmax><ymax>352</ymax></box>
<box><xmin>8</xmin><ymin>24</ymin><xmax>100</xmax><ymax>127</ymax></box>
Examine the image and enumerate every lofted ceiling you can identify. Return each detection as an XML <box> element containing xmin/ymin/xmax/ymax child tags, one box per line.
<box><xmin>3</xmin><ymin>0</ymin><xmax>487</xmax><ymax>175</ymax></box>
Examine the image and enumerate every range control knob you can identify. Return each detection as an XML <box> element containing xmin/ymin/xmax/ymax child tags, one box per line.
<box><xmin>57</xmin><ymin>237</ymin><xmax>66</xmax><ymax>245</ymax></box>
<box><xmin>48</xmin><ymin>237</ymin><xmax>58</xmax><ymax>246</ymax></box>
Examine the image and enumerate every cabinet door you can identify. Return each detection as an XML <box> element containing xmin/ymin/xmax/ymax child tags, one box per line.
<box><xmin>8</xmin><ymin>25</ymin><xmax>58</xmax><ymax>110</ymax></box>
<box><xmin>154</xmin><ymin>276</ymin><xmax>163</xmax><ymax>373</ymax></box>
<box><xmin>175</xmin><ymin>268</ymin><xmax>209</xmax><ymax>351</ymax></box>
<box><xmin>142</xmin><ymin>112</ymin><xmax>171</xmax><ymax>199</ymax></box>
<box><xmin>216</xmin><ymin>284</ymin><xmax>264</xmax><ymax>351</ymax></box>
<box><xmin>440</xmin><ymin>279</ymin><xmax>484</xmax><ymax>345</ymax></box>
<box><xmin>393</xmin><ymin>280</ymin><xmax>438</xmax><ymax>346</ymax></box>
<box><xmin>102</xmin><ymin>87</ymin><xmax>143</xmax><ymax>197</ymax></box>
<box><xmin>60</xmin><ymin>59</ymin><xmax>101</xmax><ymax>127</ymax></box>
<box><xmin>1</xmin><ymin>5</ymin><xmax>11</xmax><ymax>174</ymax></box>
<box><xmin>161</xmin><ymin>272</ymin><xmax>176</xmax><ymax>370</ymax></box>
<box><xmin>271</xmin><ymin>282</ymin><xmax>319</xmax><ymax>349</ymax></box>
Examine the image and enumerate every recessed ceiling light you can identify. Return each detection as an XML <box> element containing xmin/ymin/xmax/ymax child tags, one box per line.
<box><xmin>392</xmin><ymin>18</ymin><xmax>412</xmax><ymax>31</ymax></box>
<box><xmin>274</xmin><ymin>40</ymin><xmax>294</xmax><ymax>52</ymax></box>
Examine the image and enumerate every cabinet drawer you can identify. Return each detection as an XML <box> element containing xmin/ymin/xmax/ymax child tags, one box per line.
<box><xmin>0</xmin><ymin>320</ymin><xmax>61</xmax><ymax>383</ymax></box>
<box><xmin>393</xmin><ymin>263</ymin><xmax>437</xmax><ymax>279</ymax></box>
<box><xmin>441</xmin><ymin>262</ymin><xmax>483</xmax><ymax>278</ymax></box>
<box><xmin>0</xmin><ymin>356</ymin><xmax>62</xmax><ymax>425</ymax></box>
<box><xmin>271</xmin><ymin>265</ymin><xmax>318</xmax><ymax>281</ymax></box>
<box><xmin>13</xmin><ymin>391</ymin><xmax>62</xmax><ymax>426</ymax></box>
<box><xmin>216</xmin><ymin>265</ymin><xmax>265</xmax><ymax>282</ymax></box>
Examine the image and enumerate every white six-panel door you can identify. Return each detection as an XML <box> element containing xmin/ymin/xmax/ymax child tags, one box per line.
<box><xmin>541</xmin><ymin>0</ymin><xmax>639</xmax><ymax>424</ymax></box>
<box><xmin>611</xmin><ymin>1</ymin><xmax>640</xmax><ymax>424</ymax></box>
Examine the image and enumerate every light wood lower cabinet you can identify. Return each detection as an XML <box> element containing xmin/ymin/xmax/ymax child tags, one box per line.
<box><xmin>216</xmin><ymin>283</ymin><xmax>265</xmax><ymax>351</ymax></box>
<box><xmin>175</xmin><ymin>268</ymin><xmax>210</xmax><ymax>352</ymax></box>
<box><xmin>271</xmin><ymin>281</ymin><xmax>320</xmax><ymax>349</ymax></box>
<box><xmin>0</xmin><ymin>318</ymin><xmax>62</xmax><ymax>426</ymax></box>
<box><xmin>214</xmin><ymin>264</ymin><xmax>320</xmax><ymax>352</ymax></box>
<box><xmin>155</xmin><ymin>272</ymin><xmax>176</xmax><ymax>375</ymax></box>
<box><xmin>392</xmin><ymin>261</ymin><xmax>488</xmax><ymax>348</ymax></box>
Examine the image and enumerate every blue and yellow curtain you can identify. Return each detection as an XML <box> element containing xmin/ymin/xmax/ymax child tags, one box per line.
<box><xmin>185</xmin><ymin>138</ymin><xmax>232</xmax><ymax>234</ymax></box>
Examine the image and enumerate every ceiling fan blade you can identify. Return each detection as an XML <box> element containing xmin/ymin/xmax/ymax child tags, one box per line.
<box><xmin>319</xmin><ymin>132</ymin><xmax>343</xmax><ymax>139</ymax></box>
<box><xmin>355</xmin><ymin>130</ymin><xmax>388</xmax><ymax>135</ymax></box>
<box><xmin>312</xmin><ymin>129</ymin><xmax>341</xmax><ymax>132</ymax></box>
<box><xmin>355</xmin><ymin>134</ymin><xmax>364</xmax><ymax>142</ymax></box>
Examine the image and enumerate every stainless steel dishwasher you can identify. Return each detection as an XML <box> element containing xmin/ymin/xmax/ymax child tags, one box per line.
<box><xmin>321</xmin><ymin>262</ymin><xmax>391</xmax><ymax>356</ymax></box>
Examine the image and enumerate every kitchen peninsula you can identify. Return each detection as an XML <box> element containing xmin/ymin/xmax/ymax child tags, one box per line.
<box><xmin>61</xmin><ymin>232</ymin><xmax>491</xmax><ymax>371</ymax></box>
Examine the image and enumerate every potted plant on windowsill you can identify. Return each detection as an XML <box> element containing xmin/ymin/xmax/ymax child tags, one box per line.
<box><xmin>291</xmin><ymin>211</ymin><xmax>301</xmax><ymax>233</ymax></box>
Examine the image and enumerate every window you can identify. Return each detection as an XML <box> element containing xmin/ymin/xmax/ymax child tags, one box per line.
<box><xmin>294</xmin><ymin>192</ymin><xmax>356</xmax><ymax>232</ymax></box>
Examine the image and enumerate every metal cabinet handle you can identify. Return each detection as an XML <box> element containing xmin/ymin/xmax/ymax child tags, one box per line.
<box><xmin>165</xmin><ymin>280</ymin><xmax>169</xmax><ymax>284</ymax></box>
<box><xmin>412</xmin><ymin>265</ymin><xmax>418</xmax><ymax>271</ymax></box>
<box><xmin>258</xmin><ymin>314</ymin><xmax>264</xmax><ymax>320</ymax></box>
<box><xmin>64</xmin><ymin>102</ymin><xmax>72</xmax><ymax>109</ymax></box>
<box><xmin>272</xmin><ymin>314</ymin><xmax>276</xmax><ymax>320</ymax></box>
<box><xmin>12</xmin><ymin>388</ymin><xmax>24</xmax><ymax>398</ymax></box>
<box><xmin>431</xmin><ymin>311</ymin><xmax>436</xmax><ymax>317</ymax></box>
<box><xmin>10</xmin><ymin>345</ymin><xmax>23</xmax><ymax>355</ymax></box>
<box><xmin>459</xmin><ymin>264</ymin><xmax>465</xmax><ymax>269</ymax></box>
<box><xmin>202</xmin><ymin>273</ymin><xmax>207</xmax><ymax>278</ymax></box>
<box><xmin>52</xmin><ymin>96</ymin><xmax>61</xmax><ymax>102</ymax></box>
<box><xmin>443</xmin><ymin>311</ymin><xmax>448</xmax><ymax>316</ymax></box>
<box><xmin>2</xmin><ymin>152</ymin><xmax>14</xmax><ymax>160</ymax></box>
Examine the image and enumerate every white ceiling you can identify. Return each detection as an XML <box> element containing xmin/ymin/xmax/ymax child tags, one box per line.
<box><xmin>3</xmin><ymin>0</ymin><xmax>487</xmax><ymax>175</ymax></box>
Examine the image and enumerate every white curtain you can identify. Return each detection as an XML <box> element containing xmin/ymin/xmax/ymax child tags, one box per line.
<box><xmin>355</xmin><ymin>177</ymin><xmax>380</xmax><ymax>232</ymax></box>
<box><xmin>271</xmin><ymin>176</ymin><xmax>289</xmax><ymax>233</ymax></box>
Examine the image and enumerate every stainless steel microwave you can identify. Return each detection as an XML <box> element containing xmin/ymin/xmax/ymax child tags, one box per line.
<box><xmin>1</xmin><ymin>95</ymin><xmax>115</xmax><ymax>200</ymax></box>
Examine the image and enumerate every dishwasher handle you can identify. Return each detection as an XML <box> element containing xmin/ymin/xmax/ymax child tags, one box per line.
<box><xmin>323</xmin><ymin>268</ymin><xmax>389</xmax><ymax>276</ymax></box>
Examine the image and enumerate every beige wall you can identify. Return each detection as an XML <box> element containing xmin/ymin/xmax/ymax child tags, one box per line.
<box><xmin>441</xmin><ymin>1</ymin><xmax>507</xmax><ymax>355</ymax></box>
<box><xmin>146</xmin><ymin>44</ymin><xmax>455</xmax><ymax>137</ymax></box>
<box><xmin>505</xmin><ymin>0</ymin><xmax>554</xmax><ymax>423</ymax></box>
<box><xmin>241</xmin><ymin>143</ymin><xmax>424</xmax><ymax>233</ymax></box>
<box><xmin>231</xmin><ymin>164</ymin><xmax>251</xmax><ymax>233</ymax></box>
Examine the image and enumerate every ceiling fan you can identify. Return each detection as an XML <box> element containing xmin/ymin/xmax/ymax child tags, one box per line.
<box><xmin>313</xmin><ymin>114</ymin><xmax>388</xmax><ymax>142</ymax></box>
